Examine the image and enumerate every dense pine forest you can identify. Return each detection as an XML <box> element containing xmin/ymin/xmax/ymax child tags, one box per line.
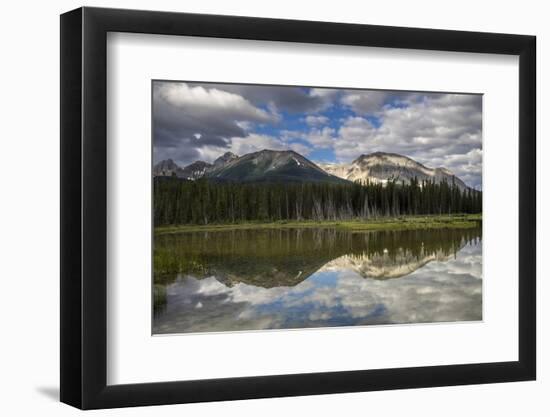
<box><xmin>154</xmin><ymin>177</ymin><xmax>482</xmax><ymax>226</ymax></box>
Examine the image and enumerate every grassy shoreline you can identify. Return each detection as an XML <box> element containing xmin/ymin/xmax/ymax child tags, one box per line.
<box><xmin>155</xmin><ymin>213</ymin><xmax>482</xmax><ymax>234</ymax></box>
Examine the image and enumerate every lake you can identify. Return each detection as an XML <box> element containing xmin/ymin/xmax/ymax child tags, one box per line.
<box><xmin>153</xmin><ymin>226</ymin><xmax>482</xmax><ymax>334</ymax></box>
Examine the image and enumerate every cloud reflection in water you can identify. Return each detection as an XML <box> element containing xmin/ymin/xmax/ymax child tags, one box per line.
<box><xmin>153</xmin><ymin>233</ymin><xmax>482</xmax><ymax>334</ymax></box>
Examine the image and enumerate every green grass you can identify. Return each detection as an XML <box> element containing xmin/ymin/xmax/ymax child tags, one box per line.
<box><xmin>155</xmin><ymin>213</ymin><xmax>482</xmax><ymax>234</ymax></box>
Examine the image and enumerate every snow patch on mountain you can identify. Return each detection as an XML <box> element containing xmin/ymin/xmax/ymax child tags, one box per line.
<box><xmin>320</xmin><ymin>152</ymin><xmax>469</xmax><ymax>190</ymax></box>
<box><xmin>154</xmin><ymin>150</ymin><xmax>470</xmax><ymax>190</ymax></box>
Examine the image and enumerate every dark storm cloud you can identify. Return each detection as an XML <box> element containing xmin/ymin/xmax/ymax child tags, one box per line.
<box><xmin>187</xmin><ymin>82</ymin><xmax>336</xmax><ymax>113</ymax></box>
<box><xmin>152</xmin><ymin>81</ymin><xmax>277</xmax><ymax>165</ymax></box>
<box><xmin>153</xmin><ymin>81</ymin><xmax>482</xmax><ymax>188</ymax></box>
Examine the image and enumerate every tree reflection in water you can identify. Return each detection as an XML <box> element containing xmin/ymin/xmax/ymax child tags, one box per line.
<box><xmin>153</xmin><ymin>226</ymin><xmax>482</xmax><ymax>333</ymax></box>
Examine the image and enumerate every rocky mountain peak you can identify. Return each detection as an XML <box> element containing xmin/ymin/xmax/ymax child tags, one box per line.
<box><xmin>206</xmin><ymin>148</ymin><xmax>347</xmax><ymax>184</ymax></box>
<box><xmin>154</xmin><ymin>150</ymin><xmax>469</xmax><ymax>190</ymax></box>
<box><xmin>153</xmin><ymin>159</ymin><xmax>183</xmax><ymax>177</ymax></box>
<box><xmin>213</xmin><ymin>151</ymin><xmax>238</xmax><ymax>166</ymax></box>
<box><xmin>322</xmin><ymin>152</ymin><xmax>469</xmax><ymax>190</ymax></box>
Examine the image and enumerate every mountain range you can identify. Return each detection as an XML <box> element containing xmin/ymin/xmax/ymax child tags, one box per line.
<box><xmin>319</xmin><ymin>152</ymin><xmax>468</xmax><ymax>190</ymax></box>
<box><xmin>154</xmin><ymin>149</ymin><xmax>469</xmax><ymax>190</ymax></box>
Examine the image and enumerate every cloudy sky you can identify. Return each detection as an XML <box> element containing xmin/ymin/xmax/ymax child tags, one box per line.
<box><xmin>153</xmin><ymin>81</ymin><xmax>482</xmax><ymax>189</ymax></box>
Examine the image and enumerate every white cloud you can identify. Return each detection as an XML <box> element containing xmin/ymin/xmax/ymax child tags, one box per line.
<box><xmin>196</xmin><ymin>132</ymin><xmax>314</xmax><ymax>163</ymax></box>
<box><xmin>157</xmin><ymin>82</ymin><xmax>275</xmax><ymax>123</ymax></box>
<box><xmin>236</xmin><ymin>121</ymin><xmax>254</xmax><ymax>131</ymax></box>
<box><xmin>309</xmin><ymin>88</ymin><xmax>339</xmax><ymax>99</ymax></box>
<box><xmin>303</xmin><ymin>127</ymin><xmax>336</xmax><ymax>148</ymax></box>
<box><xmin>196</xmin><ymin>145</ymin><xmax>232</xmax><ymax>163</ymax></box>
<box><xmin>287</xmin><ymin>142</ymin><xmax>313</xmax><ymax>156</ymax></box>
<box><xmin>341</xmin><ymin>90</ymin><xmax>389</xmax><ymax>114</ymax></box>
<box><xmin>196</xmin><ymin>134</ymin><xmax>283</xmax><ymax>162</ymax></box>
<box><xmin>304</xmin><ymin>115</ymin><xmax>329</xmax><ymax>127</ymax></box>
<box><xmin>153</xmin><ymin>81</ymin><xmax>281</xmax><ymax>166</ymax></box>
<box><xmin>228</xmin><ymin>133</ymin><xmax>287</xmax><ymax>156</ymax></box>
<box><xmin>154</xmin><ymin>80</ymin><xmax>482</xmax><ymax>188</ymax></box>
<box><xmin>154</xmin><ymin>240</ymin><xmax>482</xmax><ymax>333</ymax></box>
<box><xmin>282</xmin><ymin>126</ymin><xmax>336</xmax><ymax>149</ymax></box>
<box><xmin>427</xmin><ymin>148</ymin><xmax>483</xmax><ymax>189</ymax></box>
<box><xmin>333</xmin><ymin>94</ymin><xmax>482</xmax><ymax>188</ymax></box>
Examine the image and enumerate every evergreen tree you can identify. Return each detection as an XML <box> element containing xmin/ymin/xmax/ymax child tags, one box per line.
<box><xmin>153</xmin><ymin>177</ymin><xmax>482</xmax><ymax>226</ymax></box>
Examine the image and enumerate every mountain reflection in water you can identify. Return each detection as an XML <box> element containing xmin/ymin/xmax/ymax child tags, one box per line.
<box><xmin>153</xmin><ymin>227</ymin><xmax>482</xmax><ymax>334</ymax></box>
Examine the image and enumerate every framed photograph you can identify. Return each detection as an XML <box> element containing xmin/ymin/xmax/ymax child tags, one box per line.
<box><xmin>60</xmin><ymin>7</ymin><xmax>536</xmax><ymax>409</ymax></box>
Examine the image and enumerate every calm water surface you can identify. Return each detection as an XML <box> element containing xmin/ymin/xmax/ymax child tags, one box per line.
<box><xmin>153</xmin><ymin>227</ymin><xmax>482</xmax><ymax>334</ymax></box>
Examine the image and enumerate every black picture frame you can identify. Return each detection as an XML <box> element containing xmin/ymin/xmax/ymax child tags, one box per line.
<box><xmin>60</xmin><ymin>6</ymin><xmax>536</xmax><ymax>410</ymax></box>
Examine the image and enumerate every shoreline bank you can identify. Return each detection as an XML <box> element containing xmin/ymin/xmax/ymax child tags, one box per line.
<box><xmin>155</xmin><ymin>214</ymin><xmax>482</xmax><ymax>234</ymax></box>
